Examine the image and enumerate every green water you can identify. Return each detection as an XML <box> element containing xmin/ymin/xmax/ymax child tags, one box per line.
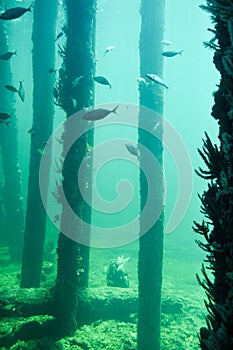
<box><xmin>0</xmin><ymin>0</ymin><xmax>220</xmax><ymax>349</ymax></box>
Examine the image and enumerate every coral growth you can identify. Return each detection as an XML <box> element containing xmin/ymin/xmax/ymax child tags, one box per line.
<box><xmin>106</xmin><ymin>256</ymin><xmax>130</xmax><ymax>288</ymax></box>
<box><xmin>195</xmin><ymin>1</ymin><xmax>233</xmax><ymax>349</ymax></box>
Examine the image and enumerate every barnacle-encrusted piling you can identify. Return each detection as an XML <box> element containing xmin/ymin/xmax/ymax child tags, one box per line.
<box><xmin>53</xmin><ymin>0</ymin><xmax>96</xmax><ymax>336</ymax></box>
<box><xmin>195</xmin><ymin>1</ymin><xmax>233</xmax><ymax>349</ymax></box>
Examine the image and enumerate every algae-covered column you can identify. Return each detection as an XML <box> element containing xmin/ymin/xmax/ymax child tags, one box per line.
<box><xmin>53</xmin><ymin>0</ymin><xmax>96</xmax><ymax>336</ymax></box>
<box><xmin>21</xmin><ymin>0</ymin><xmax>58</xmax><ymax>287</ymax></box>
<box><xmin>0</xmin><ymin>22</ymin><xmax>24</xmax><ymax>261</ymax></box>
<box><xmin>194</xmin><ymin>1</ymin><xmax>233</xmax><ymax>349</ymax></box>
<box><xmin>137</xmin><ymin>1</ymin><xmax>166</xmax><ymax>349</ymax></box>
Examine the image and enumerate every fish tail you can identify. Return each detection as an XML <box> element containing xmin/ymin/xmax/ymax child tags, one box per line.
<box><xmin>29</xmin><ymin>1</ymin><xmax>34</xmax><ymax>11</ymax></box>
<box><xmin>112</xmin><ymin>105</ymin><xmax>119</xmax><ymax>115</ymax></box>
<box><xmin>6</xmin><ymin>122</ymin><xmax>10</xmax><ymax>127</ymax></box>
<box><xmin>179</xmin><ymin>50</ymin><xmax>184</xmax><ymax>55</ymax></box>
<box><xmin>109</xmin><ymin>84</ymin><xmax>112</xmax><ymax>89</ymax></box>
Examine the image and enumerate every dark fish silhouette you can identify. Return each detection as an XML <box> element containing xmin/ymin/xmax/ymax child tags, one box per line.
<box><xmin>94</xmin><ymin>75</ymin><xmax>112</xmax><ymax>89</ymax></box>
<box><xmin>0</xmin><ymin>51</ymin><xmax>17</xmax><ymax>60</ymax></box>
<box><xmin>0</xmin><ymin>4</ymin><xmax>32</xmax><ymax>20</ymax></box>
<box><xmin>55</xmin><ymin>31</ymin><xmax>64</xmax><ymax>42</ymax></box>
<box><xmin>162</xmin><ymin>50</ymin><xmax>184</xmax><ymax>57</ymax></box>
<box><xmin>82</xmin><ymin>105</ymin><xmax>119</xmax><ymax>121</ymax></box>
<box><xmin>49</xmin><ymin>68</ymin><xmax>57</xmax><ymax>73</ymax></box>
<box><xmin>0</xmin><ymin>112</ymin><xmax>11</xmax><ymax>120</ymax></box>
<box><xmin>28</xmin><ymin>128</ymin><xmax>35</xmax><ymax>137</ymax></box>
<box><xmin>125</xmin><ymin>143</ymin><xmax>140</xmax><ymax>159</ymax></box>
<box><xmin>5</xmin><ymin>85</ymin><xmax>18</xmax><ymax>93</ymax></box>
<box><xmin>53</xmin><ymin>87</ymin><xmax>59</xmax><ymax>99</ymax></box>
<box><xmin>0</xmin><ymin>113</ymin><xmax>11</xmax><ymax>127</ymax></box>
<box><xmin>18</xmin><ymin>81</ymin><xmax>25</xmax><ymax>102</ymax></box>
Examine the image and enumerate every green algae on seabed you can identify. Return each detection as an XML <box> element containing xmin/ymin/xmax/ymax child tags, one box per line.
<box><xmin>0</xmin><ymin>246</ymin><xmax>205</xmax><ymax>350</ymax></box>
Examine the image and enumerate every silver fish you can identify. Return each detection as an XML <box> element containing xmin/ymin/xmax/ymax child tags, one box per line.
<box><xmin>71</xmin><ymin>97</ymin><xmax>77</xmax><ymax>109</ymax></box>
<box><xmin>82</xmin><ymin>105</ymin><xmax>119</xmax><ymax>121</ymax></box>
<box><xmin>146</xmin><ymin>73</ymin><xmax>169</xmax><ymax>89</ymax></box>
<box><xmin>162</xmin><ymin>50</ymin><xmax>184</xmax><ymax>57</ymax></box>
<box><xmin>103</xmin><ymin>45</ymin><xmax>116</xmax><ymax>57</ymax></box>
<box><xmin>161</xmin><ymin>40</ymin><xmax>172</xmax><ymax>46</ymax></box>
<box><xmin>72</xmin><ymin>75</ymin><xmax>84</xmax><ymax>88</ymax></box>
<box><xmin>153</xmin><ymin>121</ymin><xmax>160</xmax><ymax>131</ymax></box>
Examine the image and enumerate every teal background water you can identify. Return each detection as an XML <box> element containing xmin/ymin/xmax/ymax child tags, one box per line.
<box><xmin>5</xmin><ymin>0</ymin><xmax>219</xmax><ymax>247</ymax></box>
<box><xmin>0</xmin><ymin>1</ymin><xmax>220</xmax><ymax>348</ymax></box>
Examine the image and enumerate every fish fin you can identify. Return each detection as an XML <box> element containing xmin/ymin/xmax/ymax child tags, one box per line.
<box><xmin>29</xmin><ymin>2</ymin><xmax>34</xmax><ymax>11</ymax></box>
<box><xmin>112</xmin><ymin>105</ymin><xmax>119</xmax><ymax>115</ymax></box>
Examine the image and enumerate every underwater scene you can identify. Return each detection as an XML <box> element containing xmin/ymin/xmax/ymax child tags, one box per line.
<box><xmin>1</xmin><ymin>0</ymin><xmax>233</xmax><ymax>349</ymax></box>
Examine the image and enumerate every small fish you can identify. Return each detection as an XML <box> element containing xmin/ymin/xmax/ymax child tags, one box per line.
<box><xmin>72</xmin><ymin>75</ymin><xmax>84</xmax><ymax>88</ymax></box>
<box><xmin>71</xmin><ymin>97</ymin><xmax>77</xmax><ymax>109</ymax></box>
<box><xmin>125</xmin><ymin>143</ymin><xmax>140</xmax><ymax>159</ymax></box>
<box><xmin>162</xmin><ymin>50</ymin><xmax>184</xmax><ymax>57</ymax></box>
<box><xmin>103</xmin><ymin>45</ymin><xmax>116</xmax><ymax>57</ymax></box>
<box><xmin>94</xmin><ymin>75</ymin><xmax>112</xmax><ymax>89</ymax></box>
<box><xmin>18</xmin><ymin>81</ymin><xmax>25</xmax><ymax>102</ymax></box>
<box><xmin>146</xmin><ymin>73</ymin><xmax>169</xmax><ymax>89</ymax></box>
<box><xmin>82</xmin><ymin>105</ymin><xmax>119</xmax><ymax>121</ymax></box>
<box><xmin>161</xmin><ymin>40</ymin><xmax>172</xmax><ymax>46</ymax></box>
<box><xmin>0</xmin><ymin>112</ymin><xmax>11</xmax><ymax>120</ymax></box>
<box><xmin>137</xmin><ymin>77</ymin><xmax>149</xmax><ymax>86</ymax></box>
<box><xmin>0</xmin><ymin>51</ymin><xmax>17</xmax><ymax>60</ymax></box>
<box><xmin>28</xmin><ymin>128</ymin><xmax>35</xmax><ymax>137</ymax></box>
<box><xmin>153</xmin><ymin>121</ymin><xmax>160</xmax><ymax>131</ymax></box>
<box><xmin>5</xmin><ymin>85</ymin><xmax>18</xmax><ymax>93</ymax></box>
<box><xmin>55</xmin><ymin>31</ymin><xmax>64</xmax><ymax>42</ymax></box>
<box><xmin>0</xmin><ymin>4</ymin><xmax>32</xmax><ymax>20</ymax></box>
<box><xmin>49</xmin><ymin>68</ymin><xmax>57</xmax><ymax>73</ymax></box>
